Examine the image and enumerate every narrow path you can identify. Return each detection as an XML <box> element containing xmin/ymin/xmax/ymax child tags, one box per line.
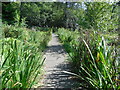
<box><xmin>39</xmin><ymin>33</ymin><xmax>79</xmax><ymax>88</ymax></box>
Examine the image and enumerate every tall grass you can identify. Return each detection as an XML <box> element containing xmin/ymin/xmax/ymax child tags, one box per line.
<box><xmin>58</xmin><ymin>28</ymin><xmax>119</xmax><ymax>89</ymax></box>
<box><xmin>1</xmin><ymin>25</ymin><xmax>51</xmax><ymax>88</ymax></box>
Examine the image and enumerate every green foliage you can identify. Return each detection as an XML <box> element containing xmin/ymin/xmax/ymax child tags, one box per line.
<box><xmin>34</xmin><ymin>26</ymin><xmax>51</xmax><ymax>31</ymax></box>
<box><xmin>19</xmin><ymin>18</ymin><xmax>27</xmax><ymax>27</ymax></box>
<box><xmin>2</xmin><ymin>2</ymin><xmax>118</xmax><ymax>32</ymax></box>
<box><xmin>1</xmin><ymin>25</ymin><xmax>51</xmax><ymax>88</ymax></box>
<box><xmin>58</xmin><ymin>28</ymin><xmax>81</xmax><ymax>65</ymax></box>
<box><xmin>2</xmin><ymin>2</ymin><xmax>20</xmax><ymax>25</ymax></box>
<box><xmin>1</xmin><ymin>38</ymin><xmax>44</xmax><ymax>88</ymax></box>
<box><xmin>70</xmin><ymin>2</ymin><xmax>118</xmax><ymax>32</ymax></box>
<box><xmin>58</xmin><ymin>28</ymin><xmax>119</xmax><ymax>89</ymax></box>
<box><xmin>21</xmin><ymin>2</ymin><xmax>65</xmax><ymax>27</ymax></box>
<box><xmin>84</xmin><ymin>2</ymin><xmax>118</xmax><ymax>31</ymax></box>
<box><xmin>1</xmin><ymin>2</ymin><xmax>119</xmax><ymax>89</ymax></box>
<box><xmin>3</xmin><ymin>24</ymin><xmax>23</xmax><ymax>38</ymax></box>
<box><xmin>2</xmin><ymin>24</ymin><xmax>51</xmax><ymax>48</ymax></box>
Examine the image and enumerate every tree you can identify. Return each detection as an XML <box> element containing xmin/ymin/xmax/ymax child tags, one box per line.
<box><xmin>20</xmin><ymin>2</ymin><xmax>65</xmax><ymax>27</ymax></box>
<box><xmin>2</xmin><ymin>2</ymin><xmax>20</xmax><ymax>25</ymax></box>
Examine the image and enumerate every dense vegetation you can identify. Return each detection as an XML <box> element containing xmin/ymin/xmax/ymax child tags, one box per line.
<box><xmin>1</xmin><ymin>25</ymin><xmax>51</xmax><ymax>88</ymax></box>
<box><xmin>2</xmin><ymin>2</ymin><xmax>119</xmax><ymax>31</ymax></box>
<box><xmin>1</xmin><ymin>1</ymin><xmax>120</xmax><ymax>89</ymax></box>
<box><xmin>58</xmin><ymin>28</ymin><xmax>119</xmax><ymax>89</ymax></box>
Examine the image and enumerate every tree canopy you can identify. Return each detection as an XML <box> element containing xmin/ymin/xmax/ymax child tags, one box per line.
<box><xmin>2</xmin><ymin>2</ymin><xmax>118</xmax><ymax>31</ymax></box>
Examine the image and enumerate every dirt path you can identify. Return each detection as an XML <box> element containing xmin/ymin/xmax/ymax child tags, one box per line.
<box><xmin>38</xmin><ymin>33</ymin><xmax>80</xmax><ymax>88</ymax></box>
